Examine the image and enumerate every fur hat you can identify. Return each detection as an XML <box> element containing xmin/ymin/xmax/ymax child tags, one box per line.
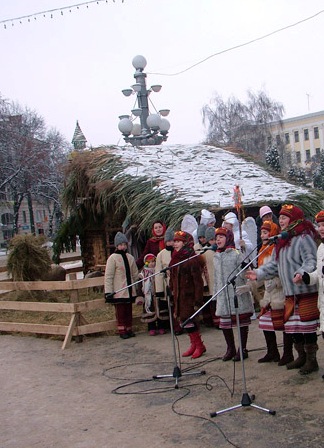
<box><xmin>205</xmin><ymin>226</ymin><xmax>216</xmax><ymax>241</ymax></box>
<box><xmin>144</xmin><ymin>253</ymin><xmax>156</xmax><ymax>266</ymax></box>
<box><xmin>174</xmin><ymin>230</ymin><xmax>194</xmax><ymax>248</ymax></box>
<box><xmin>215</xmin><ymin>227</ymin><xmax>228</xmax><ymax>237</ymax></box>
<box><xmin>223</xmin><ymin>212</ymin><xmax>237</xmax><ymax>225</ymax></box>
<box><xmin>114</xmin><ymin>232</ymin><xmax>128</xmax><ymax>247</ymax></box>
<box><xmin>164</xmin><ymin>227</ymin><xmax>174</xmax><ymax>242</ymax></box>
<box><xmin>200</xmin><ymin>209</ymin><xmax>216</xmax><ymax>226</ymax></box>
<box><xmin>259</xmin><ymin>206</ymin><xmax>273</xmax><ymax>218</ymax></box>
<box><xmin>197</xmin><ymin>224</ymin><xmax>207</xmax><ymax>238</ymax></box>
<box><xmin>315</xmin><ymin>210</ymin><xmax>324</xmax><ymax>223</ymax></box>
<box><xmin>279</xmin><ymin>204</ymin><xmax>304</xmax><ymax>223</ymax></box>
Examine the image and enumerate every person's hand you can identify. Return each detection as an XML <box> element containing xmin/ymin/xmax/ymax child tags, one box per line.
<box><xmin>135</xmin><ymin>296</ymin><xmax>144</xmax><ymax>305</ymax></box>
<box><xmin>105</xmin><ymin>292</ymin><xmax>114</xmax><ymax>303</ymax></box>
<box><xmin>293</xmin><ymin>273</ymin><xmax>303</xmax><ymax>284</ymax></box>
<box><xmin>236</xmin><ymin>284</ymin><xmax>251</xmax><ymax>296</ymax></box>
<box><xmin>239</xmin><ymin>239</ymin><xmax>246</xmax><ymax>250</ymax></box>
<box><xmin>246</xmin><ymin>270</ymin><xmax>257</xmax><ymax>281</ymax></box>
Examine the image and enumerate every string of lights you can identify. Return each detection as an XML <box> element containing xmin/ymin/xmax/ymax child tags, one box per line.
<box><xmin>0</xmin><ymin>0</ymin><xmax>124</xmax><ymax>28</ymax></box>
<box><xmin>148</xmin><ymin>8</ymin><xmax>324</xmax><ymax>76</ymax></box>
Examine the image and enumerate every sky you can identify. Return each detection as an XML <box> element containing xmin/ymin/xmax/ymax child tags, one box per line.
<box><xmin>1</xmin><ymin>0</ymin><xmax>324</xmax><ymax>148</ymax></box>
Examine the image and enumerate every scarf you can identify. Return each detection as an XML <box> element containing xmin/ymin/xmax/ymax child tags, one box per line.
<box><xmin>115</xmin><ymin>249</ymin><xmax>132</xmax><ymax>299</ymax></box>
<box><xmin>275</xmin><ymin>219</ymin><xmax>318</xmax><ymax>259</ymax></box>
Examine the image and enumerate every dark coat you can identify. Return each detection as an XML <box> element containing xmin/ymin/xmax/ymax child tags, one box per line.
<box><xmin>169</xmin><ymin>256</ymin><xmax>204</xmax><ymax>322</ymax></box>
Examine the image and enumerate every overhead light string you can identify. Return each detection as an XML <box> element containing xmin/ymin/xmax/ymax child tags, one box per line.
<box><xmin>0</xmin><ymin>0</ymin><xmax>125</xmax><ymax>29</ymax></box>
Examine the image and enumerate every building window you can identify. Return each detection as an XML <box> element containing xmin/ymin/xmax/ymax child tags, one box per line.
<box><xmin>305</xmin><ymin>149</ymin><xmax>311</xmax><ymax>162</ymax></box>
<box><xmin>314</xmin><ymin>127</ymin><xmax>319</xmax><ymax>139</ymax></box>
<box><xmin>294</xmin><ymin>131</ymin><xmax>299</xmax><ymax>143</ymax></box>
<box><xmin>296</xmin><ymin>151</ymin><xmax>301</xmax><ymax>163</ymax></box>
<box><xmin>276</xmin><ymin>134</ymin><xmax>281</xmax><ymax>145</ymax></box>
<box><xmin>316</xmin><ymin>147</ymin><xmax>321</xmax><ymax>161</ymax></box>
<box><xmin>267</xmin><ymin>136</ymin><xmax>272</xmax><ymax>146</ymax></box>
<box><xmin>285</xmin><ymin>133</ymin><xmax>290</xmax><ymax>144</ymax></box>
<box><xmin>304</xmin><ymin>129</ymin><xmax>309</xmax><ymax>141</ymax></box>
<box><xmin>1</xmin><ymin>213</ymin><xmax>14</xmax><ymax>225</ymax></box>
<box><xmin>22</xmin><ymin>210</ymin><xmax>27</xmax><ymax>223</ymax></box>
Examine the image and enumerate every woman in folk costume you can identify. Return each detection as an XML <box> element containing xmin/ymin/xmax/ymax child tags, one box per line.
<box><xmin>213</xmin><ymin>227</ymin><xmax>254</xmax><ymax>361</ymax></box>
<box><xmin>247</xmin><ymin>204</ymin><xmax>319</xmax><ymax>375</ymax></box>
<box><xmin>136</xmin><ymin>220</ymin><xmax>167</xmax><ymax>269</ymax></box>
<box><xmin>257</xmin><ymin>220</ymin><xmax>294</xmax><ymax>365</ymax></box>
<box><xmin>104</xmin><ymin>232</ymin><xmax>139</xmax><ymax>339</ymax></box>
<box><xmin>169</xmin><ymin>230</ymin><xmax>206</xmax><ymax>359</ymax></box>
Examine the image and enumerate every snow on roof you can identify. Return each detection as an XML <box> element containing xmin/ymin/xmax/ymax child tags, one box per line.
<box><xmin>110</xmin><ymin>144</ymin><xmax>308</xmax><ymax>208</ymax></box>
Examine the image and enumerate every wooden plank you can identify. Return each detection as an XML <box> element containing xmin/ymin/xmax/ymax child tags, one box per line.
<box><xmin>62</xmin><ymin>314</ymin><xmax>77</xmax><ymax>350</ymax></box>
<box><xmin>75</xmin><ymin>298</ymin><xmax>105</xmax><ymax>313</ymax></box>
<box><xmin>0</xmin><ymin>277</ymin><xmax>104</xmax><ymax>292</ymax></box>
<box><xmin>0</xmin><ymin>301</ymin><xmax>75</xmax><ymax>312</ymax></box>
<box><xmin>59</xmin><ymin>255</ymin><xmax>82</xmax><ymax>263</ymax></box>
<box><xmin>77</xmin><ymin>316</ymin><xmax>141</xmax><ymax>335</ymax></box>
<box><xmin>0</xmin><ymin>266</ymin><xmax>7</xmax><ymax>273</ymax></box>
<box><xmin>0</xmin><ymin>322</ymin><xmax>68</xmax><ymax>335</ymax></box>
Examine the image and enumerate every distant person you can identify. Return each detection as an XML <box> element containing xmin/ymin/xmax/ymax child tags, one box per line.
<box><xmin>136</xmin><ymin>220</ymin><xmax>167</xmax><ymax>269</ymax></box>
<box><xmin>256</xmin><ymin>205</ymin><xmax>279</xmax><ymax>248</ymax></box>
<box><xmin>222</xmin><ymin>211</ymin><xmax>253</xmax><ymax>254</ymax></box>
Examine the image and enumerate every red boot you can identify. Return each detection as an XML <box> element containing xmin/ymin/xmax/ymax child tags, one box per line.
<box><xmin>182</xmin><ymin>333</ymin><xmax>196</xmax><ymax>357</ymax></box>
<box><xmin>191</xmin><ymin>332</ymin><xmax>206</xmax><ymax>359</ymax></box>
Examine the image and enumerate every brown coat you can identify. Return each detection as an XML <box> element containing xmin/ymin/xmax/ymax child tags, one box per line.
<box><xmin>169</xmin><ymin>256</ymin><xmax>204</xmax><ymax>322</ymax></box>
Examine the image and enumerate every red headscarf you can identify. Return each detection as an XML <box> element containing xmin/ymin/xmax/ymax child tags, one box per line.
<box><xmin>215</xmin><ymin>227</ymin><xmax>235</xmax><ymax>252</ymax></box>
<box><xmin>149</xmin><ymin>220</ymin><xmax>167</xmax><ymax>252</ymax></box>
<box><xmin>169</xmin><ymin>231</ymin><xmax>195</xmax><ymax>266</ymax></box>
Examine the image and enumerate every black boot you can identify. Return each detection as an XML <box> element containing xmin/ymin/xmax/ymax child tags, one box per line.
<box><xmin>286</xmin><ymin>342</ymin><xmax>306</xmax><ymax>370</ymax></box>
<box><xmin>278</xmin><ymin>332</ymin><xmax>294</xmax><ymax>366</ymax></box>
<box><xmin>222</xmin><ymin>329</ymin><xmax>236</xmax><ymax>361</ymax></box>
<box><xmin>258</xmin><ymin>331</ymin><xmax>280</xmax><ymax>363</ymax></box>
<box><xmin>299</xmin><ymin>344</ymin><xmax>319</xmax><ymax>375</ymax></box>
<box><xmin>233</xmin><ymin>326</ymin><xmax>249</xmax><ymax>362</ymax></box>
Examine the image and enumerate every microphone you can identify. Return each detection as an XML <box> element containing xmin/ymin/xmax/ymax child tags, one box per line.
<box><xmin>200</xmin><ymin>244</ymin><xmax>217</xmax><ymax>252</ymax></box>
<box><xmin>268</xmin><ymin>231</ymin><xmax>289</xmax><ymax>243</ymax></box>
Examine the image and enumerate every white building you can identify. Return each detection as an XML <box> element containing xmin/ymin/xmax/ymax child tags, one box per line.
<box><xmin>270</xmin><ymin>111</ymin><xmax>324</xmax><ymax>167</ymax></box>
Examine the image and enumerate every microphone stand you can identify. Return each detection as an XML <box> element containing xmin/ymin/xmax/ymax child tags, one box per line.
<box><xmin>152</xmin><ymin>272</ymin><xmax>206</xmax><ymax>389</ymax></box>
<box><xmin>106</xmin><ymin>251</ymin><xmax>207</xmax><ymax>388</ymax></box>
<box><xmin>182</xmin><ymin>242</ymin><xmax>277</xmax><ymax>417</ymax></box>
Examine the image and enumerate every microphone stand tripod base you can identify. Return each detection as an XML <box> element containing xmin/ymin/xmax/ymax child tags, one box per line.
<box><xmin>210</xmin><ymin>393</ymin><xmax>276</xmax><ymax>417</ymax></box>
<box><xmin>152</xmin><ymin>283</ymin><xmax>206</xmax><ymax>389</ymax></box>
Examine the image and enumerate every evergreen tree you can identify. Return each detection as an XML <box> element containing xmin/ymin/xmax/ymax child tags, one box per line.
<box><xmin>313</xmin><ymin>150</ymin><xmax>324</xmax><ymax>190</ymax></box>
<box><xmin>266</xmin><ymin>144</ymin><xmax>281</xmax><ymax>172</ymax></box>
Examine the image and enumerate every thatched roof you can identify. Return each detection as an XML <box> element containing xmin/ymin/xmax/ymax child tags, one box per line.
<box><xmin>62</xmin><ymin>144</ymin><xmax>324</xmax><ymax>231</ymax></box>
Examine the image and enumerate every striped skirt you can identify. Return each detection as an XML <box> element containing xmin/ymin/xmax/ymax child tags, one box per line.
<box><xmin>219</xmin><ymin>313</ymin><xmax>252</xmax><ymax>329</ymax></box>
<box><xmin>259</xmin><ymin>307</ymin><xmax>319</xmax><ymax>334</ymax></box>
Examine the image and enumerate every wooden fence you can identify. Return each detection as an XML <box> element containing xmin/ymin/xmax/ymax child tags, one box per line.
<box><xmin>0</xmin><ymin>275</ymin><xmax>141</xmax><ymax>350</ymax></box>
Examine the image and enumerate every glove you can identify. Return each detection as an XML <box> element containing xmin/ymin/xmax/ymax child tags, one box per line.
<box><xmin>236</xmin><ymin>284</ymin><xmax>251</xmax><ymax>296</ymax></box>
<box><xmin>135</xmin><ymin>296</ymin><xmax>144</xmax><ymax>306</ymax></box>
<box><xmin>105</xmin><ymin>292</ymin><xmax>115</xmax><ymax>303</ymax></box>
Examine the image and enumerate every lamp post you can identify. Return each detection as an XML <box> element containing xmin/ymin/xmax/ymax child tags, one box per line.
<box><xmin>118</xmin><ymin>55</ymin><xmax>170</xmax><ymax>146</ymax></box>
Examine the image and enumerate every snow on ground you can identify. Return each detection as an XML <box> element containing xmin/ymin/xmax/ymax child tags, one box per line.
<box><xmin>109</xmin><ymin>144</ymin><xmax>308</xmax><ymax>207</ymax></box>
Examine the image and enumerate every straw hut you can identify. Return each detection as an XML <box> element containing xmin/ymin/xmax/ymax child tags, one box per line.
<box><xmin>55</xmin><ymin>144</ymin><xmax>324</xmax><ymax>273</ymax></box>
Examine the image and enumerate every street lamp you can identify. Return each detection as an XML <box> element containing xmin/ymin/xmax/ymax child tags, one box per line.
<box><xmin>118</xmin><ymin>55</ymin><xmax>170</xmax><ymax>146</ymax></box>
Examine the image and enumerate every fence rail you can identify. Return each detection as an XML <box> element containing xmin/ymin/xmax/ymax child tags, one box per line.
<box><xmin>0</xmin><ymin>276</ymin><xmax>140</xmax><ymax>350</ymax></box>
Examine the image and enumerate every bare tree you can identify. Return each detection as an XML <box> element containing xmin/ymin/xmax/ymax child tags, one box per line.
<box><xmin>0</xmin><ymin>96</ymin><xmax>69</xmax><ymax>236</ymax></box>
<box><xmin>202</xmin><ymin>89</ymin><xmax>285</xmax><ymax>159</ymax></box>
